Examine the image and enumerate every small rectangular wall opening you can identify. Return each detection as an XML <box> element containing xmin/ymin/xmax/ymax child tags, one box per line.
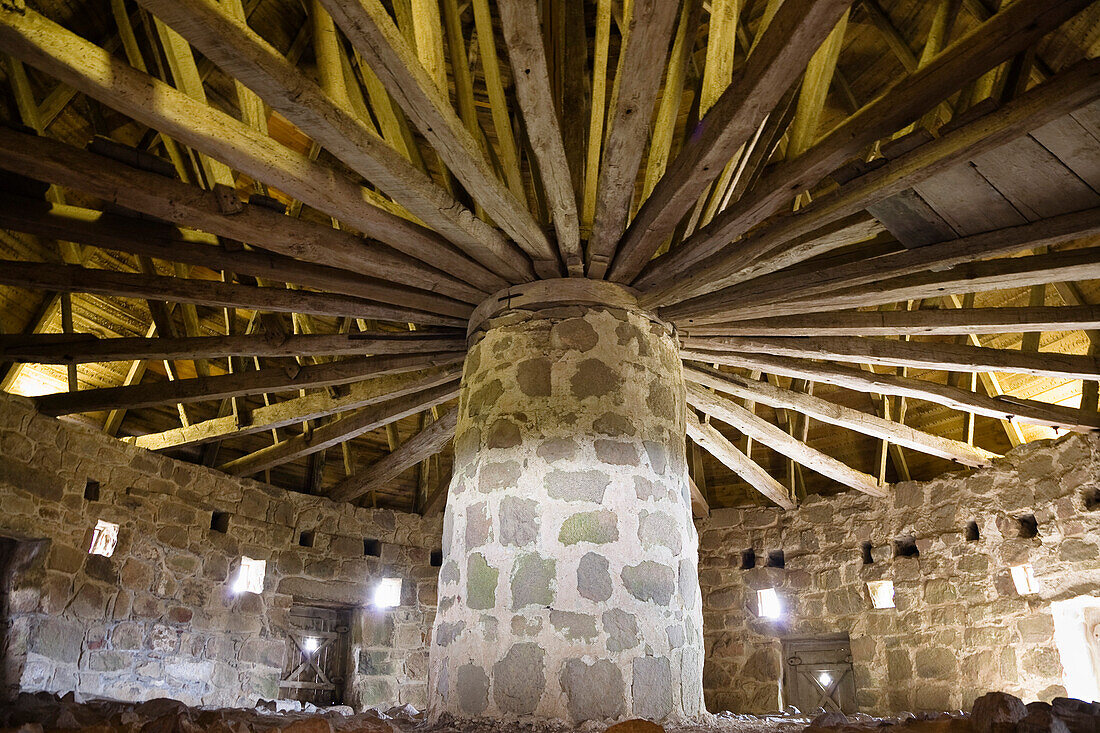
<box><xmin>894</xmin><ymin>536</ymin><xmax>919</xmax><ymax>558</ymax></box>
<box><xmin>766</xmin><ymin>550</ymin><xmax>785</xmax><ymax>568</ymax></box>
<box><xmin>430</xmin><ymin>549</ymin><xmax>443</xmax><ymax>567</ymax></box>
<box><xmin>211</xmin><ymin>511</ymin><xmax>230</xmax><ymax>533</ymax></box>
<box><xmin>740</xmin><ymin>549</ymin><xmax>756</xmax><ymax>570</ymax></box>
<box><xmin>363</xmin><ymin>538</ymin><xmax>381</xmax><ymax>557</ymax></box>
<box><xmin>964</xmin><ymin>521</ymin><xmax>980</xmax><ymax>541</ymax></box>
<box><xmin>83</xmin><ymin>480</ymin><xmax>100</xmax><ymax>501</ymax></box>
<box><xmin>1018</xmin><ymin>514</ymin><xmax>1039</xmax><ymax>538</ymax></box>
<box><xmin>1084</xmin><ymin>489</ymin><xmax>1100</xmax><ymax>511</ymax></box>
<box><xmin>861</xmin><ymin>542</ymin><xmax>874</xmax><ymax>564</ymax></box>
<box><xmin>299</xmin><ymin>531</ymin><xmax>316</xmax><ymax>548</ymax></box>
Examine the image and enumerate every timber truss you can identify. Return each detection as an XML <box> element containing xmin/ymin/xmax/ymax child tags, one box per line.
<box><xmin>0</xmin><ymin>0</ymin><xmax>1098</xmax><ymax>512</ymax></box>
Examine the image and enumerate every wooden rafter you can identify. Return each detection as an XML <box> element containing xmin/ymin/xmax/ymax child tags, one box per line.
<box><xmin>611</xmin><ymin>0</ymin><xmax>856</xmax><ymax>282</ymax></box>
<box><xmin>328</xmin><ymin>408</ymin><xmax>457</xmax><ymax>503</ymax></box>
<box><xmin>317</xmin><ymin>0</ymin><xmax>561</xmax><ymax>275</ymax></box>
<box><xmin>685</xmin><ymin>364</ymin><xmax>998</xmax><ymax>467</ymax></box>
<box><xmin>682</xmin><ymin>352</ymin><xmax>1100</xmax><ymax>431</ymax></box>
<box><xmin>220</xmin><ymin>381</ymin><xmax>459</xmax><ymax>476</ymax></box>
<box><xmin>35</xmin><ymin>352</ymin><xmax>463</xmax><ymax>415</ymax></box>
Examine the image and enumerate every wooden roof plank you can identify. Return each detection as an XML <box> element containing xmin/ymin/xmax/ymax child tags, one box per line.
<box><xmin>0</xmin><ymin>197</ymin><xmax>474</xmax><ymax>319</ymax></box>
<box><xmin>129</xmin><ymin>366</ymin><xmax>461</xmax><ymax>450</ymax></box>
<box><xmin>0</xmin><ymin>128</ymin><xmax>487</xmax><ymax>304</ymax></box>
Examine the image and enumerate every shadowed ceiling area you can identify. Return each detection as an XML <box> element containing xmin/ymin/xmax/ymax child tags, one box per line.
<box><xmin>0</xmin><ymin>0</ymin><xmax>1099</xmax><ymax>513</ymax></box>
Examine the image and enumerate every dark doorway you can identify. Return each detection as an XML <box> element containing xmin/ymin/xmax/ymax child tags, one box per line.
<box><xmin>782</xmin><ymin>635</ymin><xmax>857</xmax><ymax>714</ymax></box>
<box><xmin>279</xmin><ymin>604</ymin><xmax>352</xmax><ymax>707</ymax></box>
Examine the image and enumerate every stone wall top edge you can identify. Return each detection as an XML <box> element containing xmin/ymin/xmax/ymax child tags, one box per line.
<box><xmin>0</xmin><ymin>391</ymin><xmax>440</xmax><ymax>550</ymax></box>
<box><xmin>699</xmin><ymin>431</ymin><xmax>1100</xmax><ymax>535</ymax></box>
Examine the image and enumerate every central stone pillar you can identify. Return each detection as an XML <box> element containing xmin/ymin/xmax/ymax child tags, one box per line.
<box><xmin>428</xmin><ymin>281</ymin><xmax>705</xmax><ymax>724</ymax></box>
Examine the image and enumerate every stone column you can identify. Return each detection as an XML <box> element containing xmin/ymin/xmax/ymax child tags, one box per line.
<box><xmin>428</xmin><ymin>281</ymin><xmax>705</xmax><ymax>724</ymax></box>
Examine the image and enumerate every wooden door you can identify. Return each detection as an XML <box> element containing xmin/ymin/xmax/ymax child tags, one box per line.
<box><xmin>782</xmin><ymin>636</ymin><xmax>856</xmax><ymax>714</ymax></box>
<box><xmin>279</xmin><ymin>604</ymin><xmax>351</xmax><ymax>706</ymax></box>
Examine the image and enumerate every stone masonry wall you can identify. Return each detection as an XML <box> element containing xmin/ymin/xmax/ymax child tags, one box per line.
<box><xmin>0</xmin><ymin>392</ymin><xmax>440</xmax><ymax>708</ymax></box>
<box><xmin>428</xmin><ymin>300</ymin><xmax>705</xmax><ymax>724</ymax></box>
<box><xmin>698</xmin><ymin>432</ymin><xmax>1100</xmax><ymax>714</ymax></box>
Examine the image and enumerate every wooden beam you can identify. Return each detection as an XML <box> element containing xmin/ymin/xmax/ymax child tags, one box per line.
<box><xmin>687</xmin><ymin>474</ymin><xmax>710</xmax><ymax>518</ymax></box>
<box><xmin>0</xmin><ymin>197</ymin><xmax>474</xmax><ymax>319</ymax></box>
<box><xmin>686</xmin><ymin>382</ymin><xmax>889</xmax><ymax>497</ymax></box>
<box><xmin>685</xmin><ymin>364</ymin><xmax>998</xmax><ymax>466</ymax></box>
<box><xmin>585</xmin><ymin>0</ymin><xmax>680</xmax><ymax>278</ymax></box>
<box><xmin>663</xmin><ymin>204</ymin><xmax>1100</xmax><ymax>319</ymax></box>
<box><xmin>686</xmin><ymin>413</ymin><xmax>796</xmax><ymax>509</ymax></box>
<box><xmin>0</xmin><ymin>259</ymin><xmax>461</xmax><ymax>327</ymax></box>
<box><xmin>682</xmin><ymin>351</ymin><xmax>1100</xmax><ymax>431</ymax></box>
<box><xmin>0</xmin><ymin>129</ymin><xmax>485</xmax><ymax>305</ymax></box>
<box><xmin>638</xmin><ymin>59</ymin><xmax>1100</xmax><ymax>300</ymax></box>
<box><xmin>35</xmin><ymin>351</ymin><xmax>463</xmax><ymax>416</ymax></box>
<box><xmin>609</xmin><ymin>0</ymin><xmax>857</xmax><ymax>282</ymax></box>
<box><xmin>0</xmin><ymin>4</ymin><xmax>509</xmax><ymax>294</ymax></box>
<box><xmin>220</xmin><ymin>382</ymin><xmax>459</xmax><ymax>476</ymax></box>
<box><xmin>686</xmin><ymin>245</ymin><xmax>1100</xmax><ymax>325</ymax></box>
<box><xmin>1</xmin><ymin>332</ymin><xmax>465</xmax><ymax>364</ymax></box>
<box><xmin>129</xmin><ymin>365</ymin><xmax>461</xmax><ymax>450</ymax></box>
<box><xmin>327</xmin><ymin>408</ymin><xmax>457</xmax><ymax>504</ymax></box>
<box><xmin>684</xmin><ymin>335</ymin><xmax>1100</xmax><ymax>382</ymax></box>
<box><xmin>136</xmin><ymin>0</ymin><xmax>534</xmax><ymax>285</ymax></box>
<box><xmin>317</xmin><ymin>0</ymin><xmax>560</xmax><ymax>274</ymax></box>
<box><xmin>497</xmin><ymin>0</ymin><xmax>583</xmax><ymax>275</ymax></box>
<box><xmin>684</xmin><ymin>304</ymin><xmax>1100</xmax><ymax>337</ymax></box>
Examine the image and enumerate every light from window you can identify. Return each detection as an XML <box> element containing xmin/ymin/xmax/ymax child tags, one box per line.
<box><xmin>757</xmin><ymin>588</ymin><xmax>781</xmax><ymax>619</ymax></box>
<box><xmin>373</xmin><ymin>577</ymin><xmax>402</xmax><ymax>608</ymax></box>
<box><xmin>232</xmin><ymin>556</ymin><xmax>266</xmax><ymax>594</ymax></box>
<box><xmin>1010</xmin><ymin>564</ymin><xmax>1040</xmax><ymax>595</ymax></box>
<box><xmin>88</xmin><ymin>520</ymin><xmax>119</xmax><ymax>557</ymax></box>
<box><xmin>817</xmin><ymin>671</ymin><xmax>832</xmax><ymax>687</ymax></box>
<box><xmin>302</xmin><ymin>636</ymin><xmax>320</xmax><ymax>653</ymax></box>
<box><xmin>867</xmin><ymin>580</ymin><xmax>895</xmax><ymax>609</ymax></box>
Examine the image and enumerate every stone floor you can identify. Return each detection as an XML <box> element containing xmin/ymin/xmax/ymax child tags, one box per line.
<box><xmin>1</xmin><ymin>691</ymin><xmax>1095</xmax><ymax>733</ymax></box>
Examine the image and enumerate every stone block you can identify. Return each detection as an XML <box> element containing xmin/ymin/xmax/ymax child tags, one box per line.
<box><xmin>511</xmin><ymin>552</ymin><xmax>556</xmax><ymax>609</ymax></box>
<box><xmin>456</xmin><ymin>663</ymin><xmax>489</xmax><ymax>715</ymax></box>
<box><xmin>560</xmin><ymin>658</ymin><xmax>625</xmax><ymax>722</ymax></box>
<box><xmin>559</xmin><ymin>510</ymin><xmax>618</xmax><ymax>545</ymax></box>
<box><xmin>466</xmin><ymin>552</ymin><xmax>498</xmax><ymax>610</ymax></box>
<box><xmin>493</xmin><ymin>642</ymin><xmax>546</xmax><ymax>714</ymax></box>
<box><xmin>631</xmin><ymin>656</ymin><xmax>673</xmax><ymax>720</ymax></box>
